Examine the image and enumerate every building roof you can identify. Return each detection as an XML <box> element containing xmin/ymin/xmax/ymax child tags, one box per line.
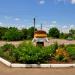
<box><xmin>34</xmin><ymin>30</ymin><xmax>47</xmax><ymax>38</ymax></box>
<box><xmin>34</xmin><ymin>30</ymin><xmax>47</xmax><ymax>34</ymax></box>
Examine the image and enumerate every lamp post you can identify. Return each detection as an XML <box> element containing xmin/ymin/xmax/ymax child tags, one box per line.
<box><xmin>33</xmin><ymin>18</ymin><xmax>35</xmax><ymax>35</ymax></box>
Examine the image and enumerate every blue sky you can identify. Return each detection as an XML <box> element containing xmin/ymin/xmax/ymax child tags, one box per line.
<box><xmin>0</xmin><ymin>0</ymin><xmax>75</xmax><ymax>32</ymax></box>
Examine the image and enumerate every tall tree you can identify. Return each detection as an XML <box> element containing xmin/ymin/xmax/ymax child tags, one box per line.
<box><xmin>22</xmin><ymin>28</ymin><xmax>28</xmax><ymax>39</ymax></box>
<box><xmin>27</xmin><ymin>27</ymin><xmax>37</xmax><ymax>39</ymax></box>
<box><xmin>49</xmin><ymin>27</ymin><xmax>60</xmax><ymax>38</ymax></box>
<box><xmin>69</xmin><ymin>29</ymin><xmax>75</xmax><ymax>35</ymax></box>
<box><xmin>2</xmin><ymin>27</ymin><xmax>23</xmax><ymax>41</ymax></box>
<box><xmin>0</xmin><ymin>27</ymin><xmax>8</xmax><ymax>39</ymax></box>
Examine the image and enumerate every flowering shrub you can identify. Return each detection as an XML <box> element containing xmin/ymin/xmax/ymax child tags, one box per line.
<box><xmin>55</xmin><ymin>48</ymin><xmax>69</xmax><ymax>62</ymax></box>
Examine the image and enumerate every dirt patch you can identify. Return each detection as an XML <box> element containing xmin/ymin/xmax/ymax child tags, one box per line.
<box><xmin>0</xmin><ymin>41</ymin><xmax>23</xmax><ymax>47</ymax></box>
<box><xmin>0</xmin><ymin>39</ymin><xmax>75</xmax><ymax>47</ymax></box>
<box><xmin>0</xmin><ymin>62</ymin><xmax>75</xmax><ymax>75</ymax></box>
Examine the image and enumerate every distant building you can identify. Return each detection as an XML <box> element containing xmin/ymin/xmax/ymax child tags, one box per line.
<box><xmin>32</xmin><ymin>30</ymin><xmax>48</xmax><ymax>46</ymax></box>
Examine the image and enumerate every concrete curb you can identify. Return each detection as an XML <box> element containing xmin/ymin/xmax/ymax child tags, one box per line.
<box><xmin>0</xmin><ymin>57</ymin><xmax>11</xmax><ymax>67</ymax></box>
<box><xmin>50</xmin><ymin>64</ymin><xmax>73</xmax><ymax>68</ymax></box>
<box><xmin>0</xmin><ymin>57</ymin><xmax>75</xmax><ymax>68</ymax></box>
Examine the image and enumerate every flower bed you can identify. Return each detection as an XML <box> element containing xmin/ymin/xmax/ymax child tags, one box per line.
<box><xmin>0</xmin><ymin>41</ymin><xmax>75</xmax><ymax>64</ymax></box>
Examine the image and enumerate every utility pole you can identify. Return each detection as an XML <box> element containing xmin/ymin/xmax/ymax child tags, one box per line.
<box><xmin>33</xmin><ymin>18</ymin><xmax>35</xmax><ymax>35</ymax></box>
<box><xmin>41</xmin><ymin>24</ymin><xmax>42</xmax><ymax>30</ymax></box>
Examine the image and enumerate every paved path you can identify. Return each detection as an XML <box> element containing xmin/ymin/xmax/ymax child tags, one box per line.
<box><xmin>0</xmin><ymin>63</ymin><xmax>75</xmax><ymax>75</ymax></box>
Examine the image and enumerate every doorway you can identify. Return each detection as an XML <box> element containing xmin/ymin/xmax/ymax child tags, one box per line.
<box><xmin>36</xmin><ymin>42</ymin><xmax>44</xmax><ymax>46</ymax></box>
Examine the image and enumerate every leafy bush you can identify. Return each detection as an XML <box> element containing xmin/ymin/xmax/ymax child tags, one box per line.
<box><xmin>55</xmin><ymin>55</ymin><xmax>64</xmax><ymax>62</ymax></box>
<box><xmin>1</xmin><ymin>43</ymin><xmax>15</xmax><ymax>51</ymax></box>
<box><xmin>2</xmin><ymin>42</ymin><xmax>75</xmax><ymax>63</ymax></box>
<box><xmin>13</xmin><ymin>42</ymin><xmax>54</xmax><ymax>64</ymax></box>
<box><xmin>66</xmin><ymin>45</ymin><xmax>75</xmax><ymax>60</ymax></box>
<box><xmin>50</xmin><ymin>42</ymin><xmax>58</xmax><ymax>53</ymax></box>
<box><xmin>66</xmin><ymin>44</ymin><xmax>75</xmax><ymax>47</ymax></box>
<box><xmin>0</xmin><ymin>47</ymin><xmax>4</xmax><ymax>57</ymax></box>
<box><xmin>0</xmin><ymin>44</ymin><xmax>16</xmax><ymax>62</ymax></box>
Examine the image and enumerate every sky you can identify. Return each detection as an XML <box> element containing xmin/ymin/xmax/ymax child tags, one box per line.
<box><xmin>0</xmin><ymin>0</ymin><xmax>75</xmax><ymax>32</ymax></box>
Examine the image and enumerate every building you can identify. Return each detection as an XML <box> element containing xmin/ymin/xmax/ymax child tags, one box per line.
<box><xmin>32</xmin><ymin>30</ymin><xmax>48</xmax><ymax>46</ymax></box>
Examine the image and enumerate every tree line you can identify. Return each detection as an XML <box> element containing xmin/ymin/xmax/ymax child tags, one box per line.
<box><xmin>0</xmin><ymin>26</ymin><xmax>75</xmax><ymax>41</ymax></box>
<box><xmin>0</xmin><ymin>26</ymin><xmax>37</xmax><ymax>41</ymax></box>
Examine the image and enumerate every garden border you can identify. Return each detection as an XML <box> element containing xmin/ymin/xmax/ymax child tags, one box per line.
<box><xmin>0</xmin><ymin>57</ymin><xmax>75</xmax><ymax>68</ymax></box>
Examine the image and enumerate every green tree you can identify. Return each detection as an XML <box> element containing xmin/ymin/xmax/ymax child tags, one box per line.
<box><xmin>48</xmin><ymin>27</ymin><xmax>60</xmax><ymax>38</ymax></box>
<box><xmin>2</xmin><ymin>27</ymin><xmax>23</xmax><ymax>41</ymax></box>
<box><xmin>0</xmin><ymin>27</ymin><xmax>8</xmax><ymax>39</ymax></box>
<box><xmin>60</xmin><ymin>32</ymin><xmax>69</xmax><ymax>39</ymax></box>
<box><xmin>69</xmin><ymin>29</ymin><xmax>75</xmax><ymax>35</ymax></box>
<box><xmin>22</xmin><ymin>28</ymin><xmax>28</xmax><ymax>39</ymax></box>
<box><xmin>68</xmin><ymin>29</ymin><xmax>75</xmax><ymax>39</ymax></box>
<box><xmin>27</xmin><ymin>27</ymin><xmax>37</xmax><ymax>39</ymax></box>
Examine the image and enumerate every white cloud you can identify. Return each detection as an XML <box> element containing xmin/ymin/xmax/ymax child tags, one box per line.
<box><xmin>55</xmin><ymin>0</ymin><xmax>75</xmax><ymax>4</ymax></box>
<box><xmin>4</xmin><ymin>16</ymin><xmax>21</xmax><ymax>21</ymax></box>
<box><xmin>56</xmin><ymin>0</ymin><xmax>75</xmax><ymax>4</ymax></box>
<box><xmin>50</xmin><ymin>24</ymin><xmax>56</xmax><ymax>27</ymax></box>
<box><xmin>55</xmin><ymin>0</ymin><xmax>66</xmax><ymax>4</ymax></box>
<box><xmin>4</xmin><ymin>16</ymin><xmax>12</xmax><ymax>19</ymax></box>
<box><xmin>51</xmin><ymin>21</ymin><xmax>57</xmax><ymax>24</ymax></box>
<box><xmin>39</xmin><ymin>0</ymin><xmax>45</xmax><ymax>4</ymax></box>
<box><xmin>70</xmin><ymin>24</ymin><xmax>75</xmax><ymax>29</ymax></box>
<box><xmin>71</xmin><ymin>0</ymin><xmax>75</xmax><ymax>4</ymax></box>
<box><xmin>61</xmin><ymin>25</ymin><xmax>69</xmax><ymax>33</ymax></box>
<box><xmin>0</xmin><ymin>22</ymin><xmax>4</xmax><ymax>27</ymax></box>
<box><xmin>49</xmin><ymin>21</ymin><xmax>57</xmax><ymax>28</ymax></box>
<box><xmin>62</xmin><ymin>25</ymin><xmax>68</xmax><ymax>29</ymax></box>
<box><xmin>0</xmin><ymin>22</ymin><xmax>2</xmax><ymax>25</ymax></box>
<box><xmin>43</xmin><ymin>27</ymin><xmax>49</xmax><ymax>33</ymax></box>
<box><xmin>14</xmin><ymin>18</ymin><xmax>20</xmax><ymax>21</ymax></box>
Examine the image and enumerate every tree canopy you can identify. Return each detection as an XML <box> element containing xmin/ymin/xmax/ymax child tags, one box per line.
<box><xmin>48</xmin><ymin>27</ymin><xmax>60</xmax><ymax>38</ymax></box>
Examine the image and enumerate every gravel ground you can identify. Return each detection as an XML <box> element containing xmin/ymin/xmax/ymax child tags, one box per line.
<box><xmin>0</xmin><ymin>41</ymin><xmax>23</xmax><ymax>47</ymax></box>
<box><xmin>0</xmin><ymin>39</ymin><xmax>75</xmax><ymax>47</ymax></box>
<box><xmin>0</xmin><ymin>63</ymin><xmax>75</xmax><ymax>75</ymax></box>
<box><xmin>49</xmin><ymin>39</ymin><xmax>75</xmax><ymax>45</ymax></box>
